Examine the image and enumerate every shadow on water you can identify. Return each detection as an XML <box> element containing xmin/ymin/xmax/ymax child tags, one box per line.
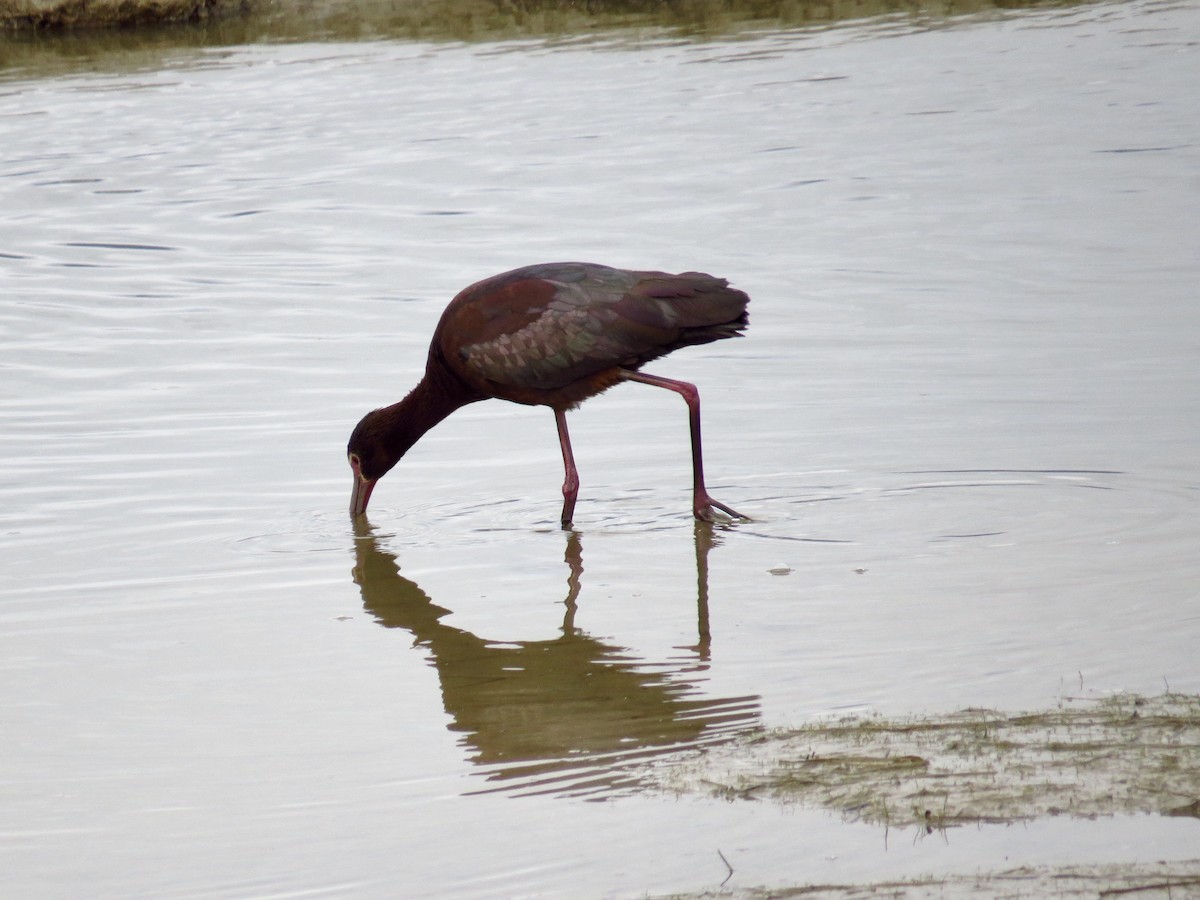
<box><xmin>350</xmin><ymin>519</ymin><xmax>762</xmax><ymax>797</ymax></box>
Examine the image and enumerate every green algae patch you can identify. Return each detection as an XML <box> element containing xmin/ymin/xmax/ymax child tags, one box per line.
<box><xmin>655</xmin><ymin>692</ymin><xmax>1200</xmax><ymax>828</ymax></box>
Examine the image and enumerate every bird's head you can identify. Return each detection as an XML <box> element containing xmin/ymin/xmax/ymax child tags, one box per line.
<box><xmin>347</xmin><ymin>408</ymin><xmax>403</xmax><ymax>516</ymax></box>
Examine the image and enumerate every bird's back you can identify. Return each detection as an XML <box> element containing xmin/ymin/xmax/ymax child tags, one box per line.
<box><xmin>431</xmin><ymin>262</ymin><xmax>748</xmax><ymax>407</ymax></box>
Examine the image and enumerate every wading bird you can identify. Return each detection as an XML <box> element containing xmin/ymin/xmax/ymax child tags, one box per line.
<box><xmin>347</xmin><ymin>262</ymin><xmax>749</xmax><ymax>526</ymax></box>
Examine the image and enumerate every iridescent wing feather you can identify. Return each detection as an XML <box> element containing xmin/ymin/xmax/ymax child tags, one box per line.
<box><xmin>449</xmin><ymin>262</ymin><xmax>747</xmax><ymax>393</ymax></box>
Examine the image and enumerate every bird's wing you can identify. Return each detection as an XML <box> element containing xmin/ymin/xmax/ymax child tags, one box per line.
<box><xmin>446</xmin><ymin>264</ymin><xmax>743</xmax><ymax>393</ymax></box>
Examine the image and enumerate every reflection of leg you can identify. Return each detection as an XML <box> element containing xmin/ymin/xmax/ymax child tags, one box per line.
<box><xmin>619</xmin><ymin>369</ymin><xmax>747</xmax><ymax>522</ymax></box>
<box><xmin>562</xmin><ymin>530</ymin><xmax>583</xmax><ymax>634</ymax></box>
<box><xmin>555</xmin><ymin>408</ymin><xmax>580</xmax><ymax>528</ymax></box>
<box><xmin>693</xmin><ymin>521</ymin><xmax>713</xmax><ymax>657</ymax></box>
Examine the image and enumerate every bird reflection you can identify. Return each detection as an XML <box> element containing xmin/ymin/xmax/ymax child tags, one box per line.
<box><xmin>350</xmin><ymin>522</ymin><xmax>761</xmax><ymax>797</ymax></box>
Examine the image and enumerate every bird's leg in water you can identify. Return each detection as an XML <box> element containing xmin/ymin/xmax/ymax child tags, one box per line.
<box><xmin>619</xmin><ymin>369</ymin><xmax>747</xmax><ymax>522</ymax></box>
<box><xmin>554</xmin><ymin>408</ymin><xmax>580</xmax><ymax>528</ymax></box>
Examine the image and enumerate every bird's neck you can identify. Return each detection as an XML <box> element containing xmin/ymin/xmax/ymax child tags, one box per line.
<box><xmin>374</xmin><ymin>367</ymin><xmax>482</xmax><ymax>466</ymax></box>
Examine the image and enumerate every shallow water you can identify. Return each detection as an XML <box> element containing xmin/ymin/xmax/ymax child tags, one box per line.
<box><xmin>3</xmin><ymin>0</ymin><xmax>1200</xmax><ymax>895</ymax></box>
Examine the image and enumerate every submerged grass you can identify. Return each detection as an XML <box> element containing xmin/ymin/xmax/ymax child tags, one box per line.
<box><xmin>652</xmin><ymin>692</ymin><xmax>1200</xmax><ymax>897</ymax></box>
<box><xmin>655</xmin><ymin>692</ymin><xmax>1200</xmax><ymax>826</ymax></box>
<box><xmin>657</xmin><ymin>862</ymin><xmax>1200</xmax><ymax>899</ymax></box>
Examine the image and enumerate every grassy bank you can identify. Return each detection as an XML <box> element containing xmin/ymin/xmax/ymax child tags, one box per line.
<box><xmin>2</xmin><ymin>0</ymin><xmax>1103</xmax><ymax>36</ymax></box>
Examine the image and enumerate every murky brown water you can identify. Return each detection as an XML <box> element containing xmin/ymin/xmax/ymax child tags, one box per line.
<box><xmin>3</xmin><ymin>0</ymin><xmax>1199</xmax><ymax>895</ymax></box>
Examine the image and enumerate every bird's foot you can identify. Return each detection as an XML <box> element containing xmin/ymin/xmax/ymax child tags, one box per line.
<box><xmin>694</xmin><ymin>495</ymin><xmax>749</xmax><ymax>523</ymax></box>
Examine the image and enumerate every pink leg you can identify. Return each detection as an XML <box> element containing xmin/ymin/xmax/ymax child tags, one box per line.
<box><xmin>555</xmin><ymin>408</ymin><xmax>580</xmax><ymax>528</ymax></box>
<box><xmin>620</xmin><ymin>370</ymin><xmax>746</xmax><ymax>522</ymax></box>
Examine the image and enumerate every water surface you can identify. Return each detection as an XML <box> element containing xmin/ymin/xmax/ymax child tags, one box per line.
<box><xmin>2</xmin><ymin>0</ymin><xmax>1199</xmax><ymax>894</ymax></box>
